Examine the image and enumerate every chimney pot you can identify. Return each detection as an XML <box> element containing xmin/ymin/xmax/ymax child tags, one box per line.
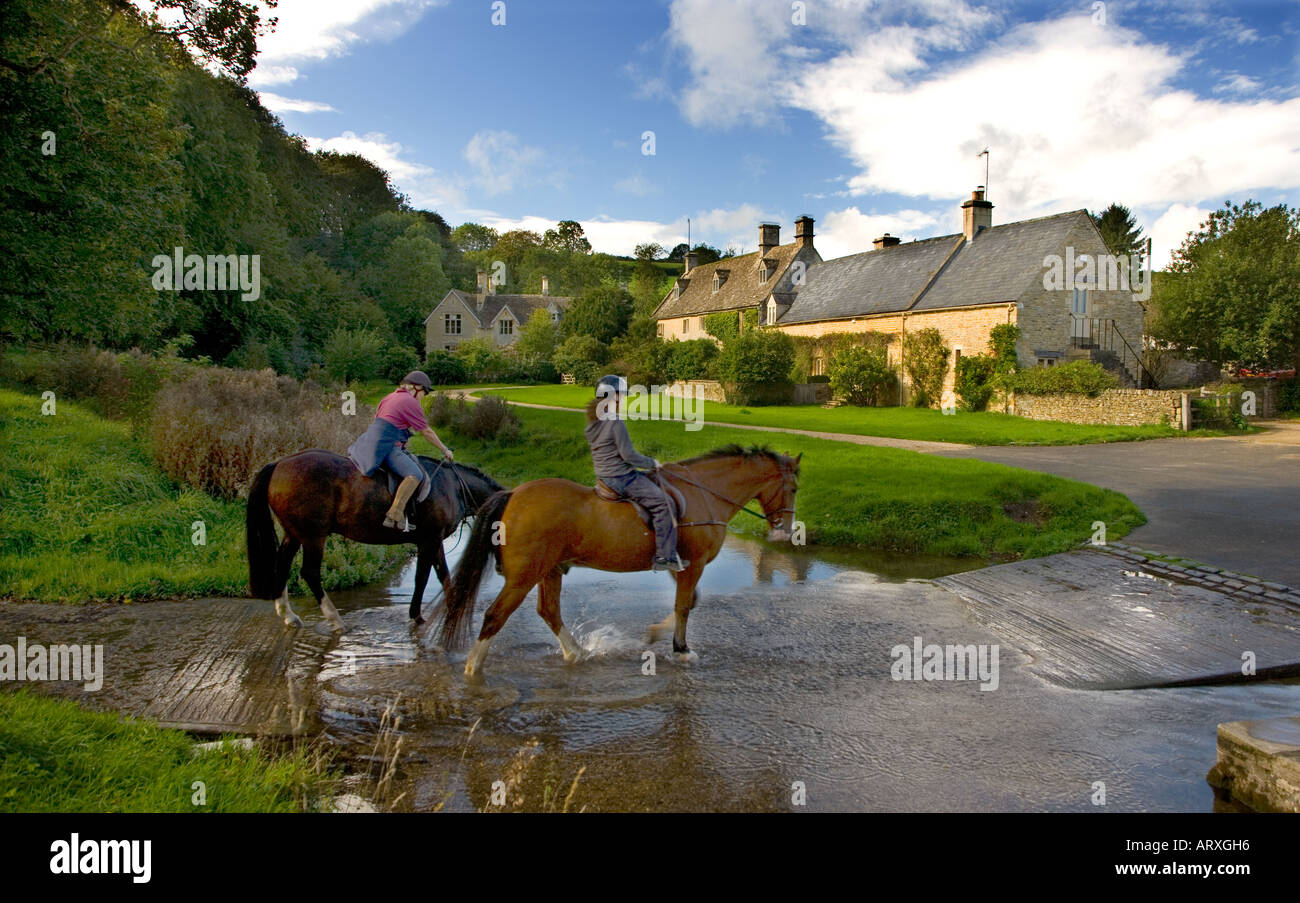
<box><xmin>794</xmin><ymin>215</ymin><xmax>815</xmax><ymax>248</ymax></box>
<box><xmin>684</xmin><ymin>251</ymin><xmax>699</xmax><ymax>274</ymax></box>
<box><xmin>961</xmin><ymin>187</ymin><xmax>993</xmax><ymax>240</ymax></box>
<box><xmin>873</xmin><ymin>233</ymin><xmax>901</xmax><ymax>250</ymax></box>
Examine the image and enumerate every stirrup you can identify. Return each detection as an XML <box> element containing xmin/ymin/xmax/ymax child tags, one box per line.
<box><xmin>652</xmin><ymin>555</ymin><xmax>689</xmax><ymax>573</ymax></box>
<box><xmin>384</xmin><ymin>513</ymin><xmax>413</xmax><ymax>532</ymax></box>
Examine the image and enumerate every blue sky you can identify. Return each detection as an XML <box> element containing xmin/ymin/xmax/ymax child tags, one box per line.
<box><xmin>237</xmin><ymin>0</ymin><xmax>1299</xmax><ymax>266</ymax></box>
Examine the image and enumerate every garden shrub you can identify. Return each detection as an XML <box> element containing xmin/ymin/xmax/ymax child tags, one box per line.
<box><xmin>903</xmin><ymin>328</ymin><xmax>949</xmax><ymax>408</ymax></box>
<box><xmin>828</xmin><ymin>345</ymin><xmax>895</xmax><ymax>406</ymax></box>
<box><xmin>955</xmin><ymin>354</ymin><xmax>997</xmax><ymax>411</ymax></box>
<box><xmin>423</xmin><ymin>350</ymin><xmax>469</xmax><ymax>385</ymax></box>
<box><xmin>1011</xmin><ymin>360</ymin><xmax>1119</xmax><ymax>396</ymax></box>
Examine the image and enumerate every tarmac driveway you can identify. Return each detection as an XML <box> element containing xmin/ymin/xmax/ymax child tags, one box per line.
<box><xmin>936</xmin><ymin>421</ymin><xmax>1300</xmax><ymax>588</ymax></box>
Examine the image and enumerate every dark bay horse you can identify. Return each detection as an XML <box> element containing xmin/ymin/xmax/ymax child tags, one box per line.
<box><xmin>247</xmin><ymin>450</ymin><xmax>504</xmax><ymax>630</ymax></box>
<box><xmin>438</xmin><ymin>446</ymin><xmax>800</xmax><ymax>677</ymax></box>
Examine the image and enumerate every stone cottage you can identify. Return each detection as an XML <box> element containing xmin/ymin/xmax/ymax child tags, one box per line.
<box><xmin>770</xmin><ymin>188</ymin><xmax>1148</xmax><ymax>401</ymax></box>
<box><xmin>424</xmin><ymin>272</ymin><xmax>570</xmax><ymax>354</ymax></box>
<box><xmin>652</xmin><ymin>217</ymin><xmax>824</xmax><ymax>340</ymax></box>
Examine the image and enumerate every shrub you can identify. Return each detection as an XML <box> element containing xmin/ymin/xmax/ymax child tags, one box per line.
<box><xmin>792</xmin><ymin>332</ymin><xmax>890</xmax><ymax>384</ymax></box>
<box><xmin>1278</xmin><ymin>378</ymin><xmax>1300</xmax><ymax>413</ymax></box>
<box><xmin>665</xmin><ymin>338</ymin><xmax>719</xmax><ymax>381</ymax></box>
<box><xmin>954</xmin><ymin>354</ymin><xmax>997</xmax><ymax>411</ymax></box>
<box><xmin>703</xmin><ymin>311</ymin><xmax>742</xmax><ymax>342</ymax></box>
<box><xmin>426</xmin><ymin>392</ymin><xmax>521</xmax><ymax>443</ymax></box>
<box><xmin>423</xmin><ymin>349</ymin><xmax>470</xmax><ymax>385</ymax></box>
<box><xmin>150</xmin><ymin>367</ymin><xmax>372</xmax><ymax>499</ymax></box>
<box><xmin>828</xmin><ymin>345</ymin><xmax>895</xmax><ymax>406</ymax></box>
<box><xmin>323</xmin><ymin>327</ymin><xmax>387</xmax><ymax>383</ymax></box>
<box><xmin>553</xmin><ymin>334</ymin><xmax>608</xmax><ymax>385</ymax></box>
<box><xmin>717</xmin><ymin>330</ymin><xmax>795</xmax><ymax>406</ymax></box>
<box><xmin>903</xmin><ymin>328</ymin><xmax>949</xmax><ymax>408</ymax></box>
<box><xmin>1011</xmin><ymin>360</ymin><xmax>1119</xmax><ymax>396</ymax></box>
<box><xmin>454</xmin><ymin>338</ymin><xmax>506</xmax><ymax>382</ymax></box>
<box><xmin>381</xmin><ymin>345</ymin><xmax>422</xmax><ymax>383</ymax></box>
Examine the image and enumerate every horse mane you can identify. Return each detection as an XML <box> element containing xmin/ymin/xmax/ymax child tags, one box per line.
<box><xmin>417</xmin><ymin>456</ymin><xmax>504</xmax><ymax>491</ymax></box>
<box><xmin>678</xmin><ymin>444</ymin><xmax>784</xmax><ymax>467</ymax></box>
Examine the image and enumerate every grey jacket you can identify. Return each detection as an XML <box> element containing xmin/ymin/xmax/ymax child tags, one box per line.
<box><xmin>585</xmin><ymin>416</ymin><xmax>655</xmax><ymax>478</ymax></box>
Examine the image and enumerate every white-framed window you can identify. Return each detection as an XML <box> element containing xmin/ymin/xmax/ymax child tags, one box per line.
<box><xmin>499</xmin><ymin>318</ymin><xmax>513</xmax><ymax>336</ymax></box>
<box><xmin>812</xmin><ymin>352</ymin><xmax>826</xmax><ymax>377</ymax></box>
<box><xmin>656</xmin><ymin>323</ymin><xmax>664</xmax><ymax>337</ymax></box>
<box><xmin>444</xmin><ymin>313</ymin><xmax>461</xmax><ymax>335</ymax></box>
<box><xmin>759</xmin><ymin>266</ymin><xmax>770</xmax><ymax>282</ymax></box>
<box><xmin>712</xmin><ymin>275</ymin><xmax>721</xmax><ymax>292</ymax></box>
<box><xmin>683</xmin><ymin>318</ymin><xmax>691</xmax><ymax>332</ymax></box>
<box><xmin>1037</xmin><ymin>357</ymin><xmax>1057</xmax><ymax>367</ymax></box>
<box><xmin>766</xmin><ymin>299</ymin><xmax>777</xmax><ymax>325</ymax></box>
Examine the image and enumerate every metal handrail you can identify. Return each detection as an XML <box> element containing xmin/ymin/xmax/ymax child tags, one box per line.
<box><xmin>1069</xmin><ymin>316</ymin><xmax>1156</xmax><ymax>388</ymax></box>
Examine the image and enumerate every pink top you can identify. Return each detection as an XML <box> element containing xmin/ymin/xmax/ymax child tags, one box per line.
<box><xmin>376</xmin><ymin>389</ymin><xmax>429</xmax><ymax>434</ymax></box>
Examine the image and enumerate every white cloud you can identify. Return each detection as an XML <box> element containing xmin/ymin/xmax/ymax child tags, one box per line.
<box><xmin>1214</xmin><ymin>73</ymin><xmax>1262</xmax><ymax>96</ymax></box>
<box><xmin>246</xmin><ymin>65</ymin><xmax>301</xmax><ymax>88</ymax></box>
<box><xmin>255</xmin><ymin>0</ymin><xmax>444</xmax><ymax>67</ymax></box>
<box><xmin>305</xmin><ymin>130</ymin><xmax>464</xmax><ymax>209</ymax></box>
<box><xmin>613</xmin><ymin>174</ymin><xmax>657</xmax><ymax>196</ymax></box>
<box><xmin>259</xmin><ymin>93</ymin><xmax>336</xmax><ymax>114</ymax></box>
<box><xmin>667</xmin><ymin>3</ymin><xmax>1300</xmax><ymax>241</ymax></box>
<box><xmin>1147</xmin><ymin>202</ymin><xmax>1212</xmax><ymax>270</ymax></box>
<box><xmin>463</xmin><ymin>130</ymin><xmax>557</xmax><ymax>195</ymax></box>
<box><xmin>817</xmin><ymin>207</ymin><xmax>944</xmax><ymax>261</ymax></box>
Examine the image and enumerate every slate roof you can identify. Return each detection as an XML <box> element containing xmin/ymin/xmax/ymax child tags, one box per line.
<box><xmin>776</xmin><ymin>210</ymin><xmax>1093</xmax><ymax>325</ymax></box>
<box><xmin>652</xmin><ymin>240</ymin><xmax>808</xmax><ymax>319</ymax></box>
<box><xmin>426</xmin><ymin>290</ymin><xmax>570</xmax><ymax>327</ymax></box>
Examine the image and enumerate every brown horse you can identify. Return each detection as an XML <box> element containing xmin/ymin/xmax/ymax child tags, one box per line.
<box><xmin>246</xmin><ymin>450</ymin><xmax>504</xmax><ymax>630</ymax></box>
<box><xmin>438</xmin><ymin>445</ymin><xmax>801</xmax><ymax>677</ymax></box>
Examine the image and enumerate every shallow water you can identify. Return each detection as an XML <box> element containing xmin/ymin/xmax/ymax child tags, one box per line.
<box><xmin>305</xmin><ymin>535</ymin><xmax>1299</xmax><ymax>812</ymax></box>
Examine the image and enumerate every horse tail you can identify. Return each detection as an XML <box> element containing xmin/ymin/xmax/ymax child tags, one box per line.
<box><xmin>246</xmin><ymin>462</ymin><xmax>281</xmax><ymax>599</ymax></box>
<box><xmin>440</xmin><ymin>489</ymin><xmax>512</xmax><ymax>650</ymax></box>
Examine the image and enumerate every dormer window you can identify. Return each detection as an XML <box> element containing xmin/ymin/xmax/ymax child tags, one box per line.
<box><xmin>712</xmin><ymin>274</ymin><xmax>721</xmax><ymax>292</ymax></box>
<box><xmin>766</xmin><ymin>299</ymin><xmax>777</xmax><ymax>325</ymax></box>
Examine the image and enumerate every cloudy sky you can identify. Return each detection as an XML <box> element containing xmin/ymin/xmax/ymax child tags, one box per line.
<box><xmin>235</xmin><ymin>0</ymin><xmax>1297</xmax><ymax>267</ymax></box>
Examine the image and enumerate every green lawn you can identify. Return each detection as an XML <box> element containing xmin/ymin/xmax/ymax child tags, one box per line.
<box><xmin>480</xmin><ymin>385</ymin><xmax>1184</xmax><ymax>446</ymax></box>
<box><xmin>420</xmin><ymin>404</ymin><xmax>1146</xmax><ymax>560</ymax></box>
<box><xmin>0</xmin><ymin>690</ymin><xmax>335</xmax><ymax>812</ymax></box>
<box><xmin>0</xmin><ymin>387</ymin><xmax>408</xmax><ymax>602</ymax></box>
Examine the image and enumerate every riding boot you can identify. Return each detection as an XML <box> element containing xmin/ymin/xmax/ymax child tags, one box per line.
<box><xmin>384</xmin><ymin>475</ymin><xmax>421</xmax><ymax>531</ymax></box>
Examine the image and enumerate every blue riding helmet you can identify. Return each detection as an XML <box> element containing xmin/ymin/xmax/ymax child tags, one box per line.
<box><xmin>596</xmin><ymin>374</ymin><xmax>627</xmax><ymax>396</ymax></box>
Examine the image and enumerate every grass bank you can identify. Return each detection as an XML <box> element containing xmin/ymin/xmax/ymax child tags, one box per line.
<box><xmin>0</xmin><ymin>690</ymin><xmax>334</xmax><ymax>812</ymax></box>
<box><xmin>480</xmin><ymin>385</ymin><xmax>1187</xmax><ymax>446</ymax></box>
<box><xmin>0</xmin><ymin>388</ymin><xmax>408</xmax><ymax>602</ymax></box>
<box><xmin>417</xmin><ymin>402</ymin><xmax>1145</xmax><ymax>560</ymax></box>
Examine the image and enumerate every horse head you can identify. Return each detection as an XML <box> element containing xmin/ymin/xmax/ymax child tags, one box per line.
<box><xmin>759</xmin><ymin>451</ymin><xmax>801</xmax><ymax>543</ymax></box>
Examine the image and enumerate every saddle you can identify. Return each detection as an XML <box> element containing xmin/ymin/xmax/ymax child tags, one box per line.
<box><xmin>594</xmin><ymin>472</ymin><xmax>685</xmax><ymax>529</ymax></box>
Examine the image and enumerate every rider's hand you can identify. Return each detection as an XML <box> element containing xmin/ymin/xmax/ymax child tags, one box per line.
<box><xmin>652</xmin><ymin>459</ymin><xmax>661</xmax><ymax>469</ymax></box>
<box><xmin>444</xmin><ymin>448</ymin><xmax>454</xmax><ymax>462</ymax></box>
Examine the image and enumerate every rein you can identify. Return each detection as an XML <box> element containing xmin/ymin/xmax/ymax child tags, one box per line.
<box><xmin>659</xmin><ymin>463</ymin><xmax>794</xmax><ymax>529</ymax></box>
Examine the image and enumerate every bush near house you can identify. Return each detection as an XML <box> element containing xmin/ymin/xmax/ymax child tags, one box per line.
<box><xmin>553</xmin><ymin>334</ymin><xmax>609</xmax><ymax>385</ymax></box>
<box><xmin>381</xmin><ymin>344</ymin><xmax>421</xmax><ymax>383</ymax></box>
<box><xmin>423</xmin><ymin>349</ymin><xmax>470</xmax><ymax>385</ymax></box>
<box><xmin>716</xmin><ymin>329</ymin><xmax>795</xmax><ymax>405</ymax></box>
<box><xmin>791</xmin><ymin>332</ymin><xmax>890</xmax><ymax>385</ymax></box>
<box><xmin>1012</xmin><ymin>360</ymin><xmax>1118</xmax><ymax>396</ymax></box>
<box><xmin>955</xmin><ymin>354</ymin><xmax>998</xmax><ymax>411</ymax></box>
<box><xmin>903</xmin><ymin>328</ymin><xmax>949</xmax><ymax>408</ymax></box>
<box><xmin>828</xmin><ymin>345</ymin><xmax>895</xmax><ymax>406</ymax></box>
<box><xmin>665</xmin><ymin>338</ymin><xmax>719</xmax><ymax>381</ymax></box>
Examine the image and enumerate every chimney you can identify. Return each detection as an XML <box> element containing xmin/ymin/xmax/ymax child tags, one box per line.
<box><xmin>873</xmin><ymin>233</ymin><xmax>901</xmax><ymax>250</ymax></box>
<box><xmin>475</xmin><ymin>269</ymin><xmax>493</xmax><ymax>310</ymax></box>
<box><xmin>794</xmin><ymin>215</ymin><xmax>815</xmax><ymax>248</ymax></box>
<box><xmin>961</xmin><ymin>186</ymin><xmax>993</xmax><ymax>240</ymax></box>
<box><xmin>684</xmin><ymin>250</ymin><xmax>699</xmax><ymax>274</ymax></box>
<box><xmin>540</xmin><ymin>275</ymin><xmax>549</xmax><ymax>296</ymax></box>
<box><xmin>758</xmin><ymin>222</ymin><xmax>780</xmax><ymax>257</ymax></box>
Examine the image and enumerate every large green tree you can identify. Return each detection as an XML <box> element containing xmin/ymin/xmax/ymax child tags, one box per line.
<box><xmin>1091</xmin><ymin>203</ymin><xmax>1145</xmax><ymax>258</ymax></box>
<box><xmin>1151</xmin><ymin>200</ymin><xmax>1300</xmax><ymax>371</ymax></box>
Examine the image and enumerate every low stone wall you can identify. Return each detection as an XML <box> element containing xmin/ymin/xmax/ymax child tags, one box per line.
<box><xmin>1013</xmin><ymin>388</ymin><xmax>1186</xmax><ymax>428</ymax></box>
<box><xmin>792</xmin><ymin>383</ymin><xmax>833</xmax><ymax>405</ymax></box>
<box><xmin>664</xmin><ymin>379</ymin><xmax>726</xmax><ymax>403</ymax></box>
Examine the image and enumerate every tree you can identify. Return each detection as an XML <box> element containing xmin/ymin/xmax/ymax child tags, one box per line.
<box><xmin>829</xmin><ymin>345</ymin><xmax>894</xmax><ymax>406</ymax></box>
<box><xmin>634</xmin><ymin>242</ymin><xmax>664</xmax><ymax>261</ymax></box>
<box><xmin>323</xmin><ymin>326</ymin><xmax>386</xmax><ymax>382</ymax></box>
<box><xmin>563</xmin><ymin>283</ymin><xmax>632</xmax><ymax>344</ymax></box>
<box><xmin>451</xmin><ymin>222</ymin><xmax>499</xmax><ymax>253</ymax></box>
<box><xmin>666</xmin><ymin>243</ymin><xmax>689</xmax><ymax>263</ymax></box>
<box><xmin>542</xmin><ymin>220</ymin><xmax>591</xmax><ymax>255</ymax></box>
<box><xmin>1092</xmin><ymin>203</ymin><xmax>1145</xmax><ymax>258</ymax></box>
<box><xmin>1151</xmin><ymin>200</ymin><xmax>1300</xmax><ymax>371</ymax></box>
<box><xmin>515</xmin><ymin>308</ymin><xmax>559</xmax><ymax>362</ymax></box>
<box><xmin>553</xmin><ymin>334</ymin><xmax>608</xmax><ymax>384</ymax></box>
<box><xmin>689</xmin><ymin>243</ymin><xmax>722</xmax><ymax>265</ymax></box>
<box><xmin>903</xmin><ymin>327</ymin><xmax>949</xmax><ymax>407</ymax></box>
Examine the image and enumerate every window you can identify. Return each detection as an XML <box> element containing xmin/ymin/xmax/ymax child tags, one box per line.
<box><xmin>444</xmin><ymin>313</ymin><xmax>461</xmax><ymax>335</ymax></box>
<box><xmin>812</xmin><ymin>352</ymin><xmax>826</xmax><ymax>377</ymax></box>
<box><xmin>766</xmin><ymin>299</ymin><xmax>777</xmax><ymax>325</ymax></box>
<box><xmin>499</xmin><ymin>318</ymin><xmax>513</xmax><ymax>336</ymax></box>
<box><xmin>712</xmin><ymin>275</ymin><xmax>721</xmax><ymax>292</ymax></box>
<box><xmin>1036</xmin><ymin>358</ymin><xmax>1057</xmax><ymax>368</ymax></box>
<box><xmin>759</xmin><ymin>266</ymin><xmax>770</xmax><ymax>282</ymax></box>
<box><xmin>550</xmin><ymin>309</ymin><xmax>559</xmax><ymax>323</ymax></box>
<box><xmin>683</xmin><ymin>318</ymin><xmax>691</xmax><ymax>332</ymax></box>
<box><xmin>954</xmin><ymin>348</ymin><xmax>962</xmax><ymax>367</ymax></box>
<box><xmin>656</xmin><ymin>323</ymin><xmax>664</xmax><ymax>337</ymax></box>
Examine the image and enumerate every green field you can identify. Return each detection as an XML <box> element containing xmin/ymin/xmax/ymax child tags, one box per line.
<box><xmin>480</xmin><ymin>385</ymin><xmax>1184</xmax><ymax>446</ymax></box>
<box><xmin>0</xmin><ymin>690</ymin><xmax>335</xmax><ymax>812</ymax></box>
<box><xmin>416</xmin><ymin>403</ymin><xmax>1145</xmax><ymax>560</ymax></box>
<box><xmin>0</xmin><ymin>388</ymin><xmax>409</xmax><ymax>602</ymax></box>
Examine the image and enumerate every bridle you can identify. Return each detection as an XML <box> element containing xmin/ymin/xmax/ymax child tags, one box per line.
<box><xmin>661</xmin><ymin>459</ymin><xmax>798</xmax><ymax>533</ymax></box>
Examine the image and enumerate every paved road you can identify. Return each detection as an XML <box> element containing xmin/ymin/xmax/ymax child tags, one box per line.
<box><xmin>937</xmin><ymin>421</ymin><xmax>1300</xmax><ymax>588</ymax></box>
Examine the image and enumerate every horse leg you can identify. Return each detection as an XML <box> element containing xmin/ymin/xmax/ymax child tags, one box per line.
<box><xmin>410</xmin><ymin>542</ymin><xmax>434</xmax><ymax>624</ymax></box>
<box><xmin>465</xmin><ymin>577</ymin><xmax>536</xmax><ymax>679</ymax></box>
<box><xmin>671</xmin><ymin>573</ymin><xmax>703</xmax><ymax>664</ymax></box>
<box><xmin>646</xmin><ymin>611</ymin><xmax>676</xmax><ymax>645</ymax></box>
<box><xmin>301</xmin><ymin>540</ymin><xmax>347</xmax><ymax>633</ymax></box>
<box><xmin>274</xmin><ymin>535</ymin><xmax>303</xmax><ymax>628</ymax></box>
<box><xmin>536</xmin><ymin>567</ymin><xmax>582</xmax><ymax>663</ymax></box>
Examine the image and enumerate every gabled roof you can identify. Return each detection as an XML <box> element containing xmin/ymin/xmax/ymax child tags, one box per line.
<box><xmin>777</xmin><ymin>210</ymin><xmax>1095</xmax><ymax>325</ymax></box>
<box><xmin>653</xmin><ymin>240</ymin><xmax>810</xmax><ymax>319</ymax></box>
<box><xmin>425</xmin><ymin>290</ymin><xmax>570</xmax><ymax>327</ymax></box>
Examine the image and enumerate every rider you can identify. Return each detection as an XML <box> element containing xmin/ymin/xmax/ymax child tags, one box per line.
<box><xmin>348</xmin><ymin>370</ymin><xmax>453</xmax><ymax>532</ymax></box>
<box><xmin>585</xmin><ymin>374</ymin><xmax>688</xmax><ymax>572</ymax></box>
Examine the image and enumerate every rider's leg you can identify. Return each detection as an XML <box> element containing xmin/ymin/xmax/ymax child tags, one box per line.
<box><xmin>382</xmin><ymin>447</ymin><xmax>425</xmax><ymax>531</ymax></box>
<box><xmin>620</xmin><ymin>473</ymin><xmax>686</xmax><ymax>570</ymax></box>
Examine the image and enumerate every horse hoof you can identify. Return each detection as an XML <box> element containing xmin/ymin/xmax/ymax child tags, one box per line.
<box><xmin>284</xmin><ymin>614</ymin><xmax>304</xmax><ymax>628</ymax></box>
<box><xmin>674</xmin><ymin>650</ymin><xmax>699</xmax><ymax>665</ymax></box>
<box><xmin>412</xmin><ymin>615</ymin><xmax>425</xmax><ymax>626</ymax></box>
<box><xmin>328</xmin><ymin>619</ymin><xmax>346</xmax><ymax>634</ymax></box>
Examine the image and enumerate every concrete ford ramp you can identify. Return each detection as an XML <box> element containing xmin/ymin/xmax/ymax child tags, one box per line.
<box><xmin>936</xmin><ymin>549</ymin><xmax>1300</xmax><ymax>690</ymax></box>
